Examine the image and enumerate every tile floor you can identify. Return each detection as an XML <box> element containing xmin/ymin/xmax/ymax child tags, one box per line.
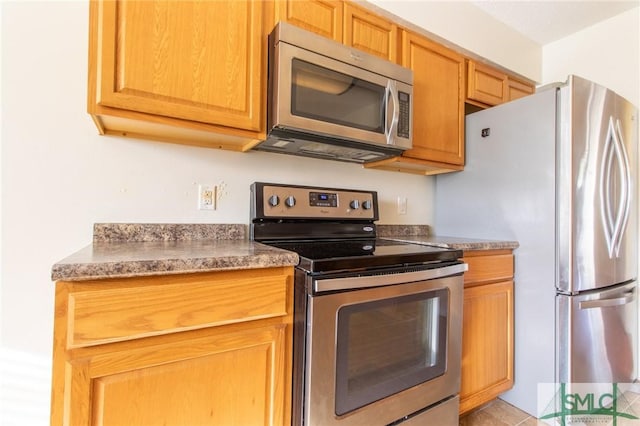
<box><xmin>459</xmin><ymin>392</ymin><xmax>640</xmax><ymax>426</ymax></box>
<box><xmin>459</xmin><ymin>399</ymin><xmax>543</xmax><ymax>426</ymax></box>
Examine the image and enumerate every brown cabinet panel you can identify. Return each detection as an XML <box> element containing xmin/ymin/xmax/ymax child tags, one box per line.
<box><xmin>51</xmin><ymin>267</ymin><xmax>294</xmax><ymax>426</ymax></box>
<box><xmin>466</xmin><ymin>59</ymin><xmax>535</xmax><ymax>108</ymax></box>
<box><xmin>343</xmin><ymin>3</ymin><xmax>398</xmax><ymax>62</ymax></box>
<box><xmin>463</xmin><ymin>253</ymin><xmax>514</xmax><ymax>286</ymax></box>
<box><xmin>275</xmin><ymin>0</ymin><xmax>343</xmax><ymax>41</ymax></box>
<box><xmin>95</xmin><ymin>0</ymin><xmax>263</xmax><ymax>130</ymax></box>
<box><xmin>402</xmin><ymin>31</ymin><xmax>465</xmax><ymax>165</ymax></box>
<box><xmin>508</xmin><ymin>78</ymin><xmax>536</xmax><ymax>101</ymax></box>
<box><xmin>460</xmin><ymin>280</ymin><xmax>514</xmax><ymax>414</ymax></box>
<box><xmin>467</xmin><ymin>60</ymin><xmax>507</xmax><ymax>106</ymax></box>
<box><xmin>88</xmin><ymin>0</ymin><xmax>268</xmax><ymax>148</ymax></box>
<box><xmin>66</xmin><ymin>271</ymin><xmax>289</xmax><ymax>348</ymax></box>
<box><xmin>459</xmin><ymin>250</ymin><xmax>515</xmax><ymax>415</ymax></box>
<box><xmin>64</xmin><ymin>325</ymin><xmax>286</xmax><ymax>426</ymax></box>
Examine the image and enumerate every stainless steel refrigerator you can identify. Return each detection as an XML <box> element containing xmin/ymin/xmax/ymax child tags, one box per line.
<box><xmin>435</xmin><ymin>75</ymin><xmax>638</xmax><ymax>416</ymax></box>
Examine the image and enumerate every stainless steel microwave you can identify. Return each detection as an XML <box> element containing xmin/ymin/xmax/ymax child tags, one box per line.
<box><xmin>253</xmin><ymin>22</ymin><xmax>413</xmax><ymax>164</ymax></box>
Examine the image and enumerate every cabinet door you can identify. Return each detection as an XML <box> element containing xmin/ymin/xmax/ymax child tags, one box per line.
<box><xmin>275</xmin><ymin>0</ymin><xmax>343</xmax><ymax>41</ymax></box>
<box><xmin>50</xmin><ymin>268</ymin><xmax>294</xmax><ymax>426</ymax></box>
<box><xmin>343</xmin><ymin>3</ymin><xmax>398</xmax><ymax>63</ymax></box>
<box><xmin>401</xmin><ymin>31</ymin><xmax>465</xmax><ymax>165</ymax></box>
<box><xmin>94</xmin><ymin>0</ymin><xmax>264</xmax><ymax>132</ymax></box>
<box><xmin>467</xmin><ymin>60</ymin><xmax>507</xmax><ymax>106</ymax></box>
<box><xmin>60</xmin><ymin>324</ymin><xmax>288</xmax><ymax>426</ymax></box>
<box><xmin>507</xmin><ymin>78</ymin><xmax>535</xmax><ymax>101</ymax></box>
<box><xmin>460</xmin><ymin>280</ymin><xmax>514</xmax><ymax>415</ymax></box>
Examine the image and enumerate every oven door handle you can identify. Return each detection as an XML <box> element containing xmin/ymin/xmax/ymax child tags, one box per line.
<box><xmin>313</xmin><ymin>263</ymin><xmax>468</xmax><ymax>293</ymax></box>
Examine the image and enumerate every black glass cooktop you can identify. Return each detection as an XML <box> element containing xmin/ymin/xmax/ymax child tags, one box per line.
<box><xmin>266</xmin><ymin>238</ymin><xmax>462</xmax><ymax>273</ymax></box>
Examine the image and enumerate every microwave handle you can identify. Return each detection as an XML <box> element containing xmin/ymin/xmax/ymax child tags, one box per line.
<box><xmin>385</xmin><ymin>80</ymin><xmax>400</xmax><ymax>146</ymax></box>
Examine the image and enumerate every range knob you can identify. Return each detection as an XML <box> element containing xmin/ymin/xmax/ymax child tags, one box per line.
<box><xmin>285</xmin><ymin>195</ymin><xmax>296</xmax><ymax>208</ymax></box>
<box><xmin>268</xmin><ymin>195</ymin><xmax>280</xmax><ymax>207</ymax></box>
<box><xmin>349</xmin><ymin>200</ymin><xmax>360</xmax><ymax>210</ymax></box>
<box><xmin>362</xmin><ymin>200</ymin><xmax>372</xmax><ymax>210</ymax></box>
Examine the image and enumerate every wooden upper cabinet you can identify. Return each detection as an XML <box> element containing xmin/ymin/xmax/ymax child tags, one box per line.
<box><xmin>467</xmin><ymin>59</ymin><xmax>535</xmax><ymax>107</ymax></box>
<box><xmin>275</xmin><ymin>1</ymin><xmax>397</xmax><ymax>63</ymax></box>
<box><xmin>467</xmin><ymin>60</ymin><xmax>507</xmax><ymax>106</ymax></box>
<box><xmin>365</xmin><ymin>30</ymin><xmax>465</xmax><ymax>175</ymax></box>
<box><xmin>275</xmin><ymin>0</ymin><xmax>343</xmax><ymax>42</ymax></box>
<box><xmin>88</xmin><ymin>0</ymin><xmax>268</xmax><ymax>150</ymax></box>
<box><xmin>86</xmin><ymin>0</ymin><xmax>535</xmax><ymax>166</ymax></box>
<box><xmin>403</xmin><ymin>32</ymin><xmax>465</xmax><ymax>166</ymax></box>
<box><xmin>507</xmin><ymin>77</ymin><xmax>535</xmax><ymax>101</ymax></box>
<box><xmin>343</xmin><ymin>3</ymin><xmax>398</xmax><ymax>63</ymax></box>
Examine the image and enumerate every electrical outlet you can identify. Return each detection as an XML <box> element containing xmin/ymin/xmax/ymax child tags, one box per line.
<box><xmin>198</xmin><ymin>184</ymin><xmax>216</xmax><ymax>210</ymax></box>
<box><xmin>397</xmin><ymin>196</ymin><xmax>407</xmax><ymax>215</ymax></box>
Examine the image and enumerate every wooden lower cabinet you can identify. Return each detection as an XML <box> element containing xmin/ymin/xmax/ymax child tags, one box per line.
<box><xmin>460</xmin><ymin>250</ymin><xmax>514</xmax><ymax>415</ymax></box>
<box><xmin>50</xmin><ymin>267</ymin><xmax>293</xmax><ymax>426</ymax></box>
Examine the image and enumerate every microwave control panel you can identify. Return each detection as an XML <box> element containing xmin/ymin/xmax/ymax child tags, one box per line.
<box><xmin>397</xmin><ymin>91</ymin><xmax>411</xmax><ymax>139</ymax></box>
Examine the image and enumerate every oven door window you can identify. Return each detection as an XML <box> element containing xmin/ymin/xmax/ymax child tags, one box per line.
<box><xmin>291</xmin><ymin>59</ymin><xmax>385</xmax><ymax>133</ymax></box>
<box><xmin>334</xmin><ymin>289</ymin><xmax>449</xmax><ymax>416</ymax></box>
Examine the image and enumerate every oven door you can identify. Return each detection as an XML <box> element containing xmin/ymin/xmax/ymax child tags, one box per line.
<box><xmin>270</xmin><ymin>41</ymin><xmax>412</xmax><ymax>151</ymax></box>
<box><xmin>303</xmin><ymin>267</ymin><xmax>463</xmax><ymax>426</ymax></box>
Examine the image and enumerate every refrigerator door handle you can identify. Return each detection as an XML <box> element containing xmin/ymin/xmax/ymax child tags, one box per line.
<box><xmin>579</xmin><ymin>290</ymin><xmax>636</xmax><ymax>309</ymax></box>
<box><xmin>600</xmin><ymin>116</ymin><xmax>632</xmax><ymax>258</ymax></box>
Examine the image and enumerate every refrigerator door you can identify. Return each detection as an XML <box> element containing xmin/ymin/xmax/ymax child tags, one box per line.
<box><xmin>557</xmin><ymin>76</ymin><xmax>638</xmax><ymax>293</ymax></box>
<box><xmin>436</xmin><ymin>87</ymin><xmax>559</xmax><ymax>416</ymax></box>
<box><xmin>557</xmin><ymin>281</ymin><xmax>637</xmax><ymax>383</ymax></box>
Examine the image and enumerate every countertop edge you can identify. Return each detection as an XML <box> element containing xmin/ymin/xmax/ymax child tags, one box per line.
<box><xmin>383</xmin><ymin>236</ymin><xmax>520</xmax><ymax>251</ymax></box>
<box><xmin>51</xmin><ymin>240</ymin><xmax>299</xmax><ymax>282</ymax></box>
<box><xmin>51</xmin><ymin>253</ymin><xmax>299</xmax><ymax>282</ymax></box>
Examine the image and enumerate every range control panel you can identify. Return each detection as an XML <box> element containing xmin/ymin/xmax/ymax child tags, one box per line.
<box><xmin>251</xmin><ymin>182</ymin><xmax>378</xmax><ymax>220</ymax></box>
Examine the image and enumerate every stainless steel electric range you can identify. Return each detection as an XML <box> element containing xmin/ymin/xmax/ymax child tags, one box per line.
<box><xmin>250</xmin><ymin>182</ymin><xmax>466</xmax><ymax>426</ymax></box>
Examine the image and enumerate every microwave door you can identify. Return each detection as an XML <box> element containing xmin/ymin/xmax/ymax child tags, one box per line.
<box><xmin>272</xmin><ymin>42</ymin><xmax>409</xmax><ymax>149</ymax></box>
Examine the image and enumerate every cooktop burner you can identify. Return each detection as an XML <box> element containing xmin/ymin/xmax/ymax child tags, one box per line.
<box><xmin>267</xmin><ymin>238</ymin><xmax>461</xmax><ymax>273</ymax></box>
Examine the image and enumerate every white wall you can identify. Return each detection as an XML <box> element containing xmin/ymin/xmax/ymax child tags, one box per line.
<box><xmin>368</xmin><ymin>0</ymin><xmax>542</xmax><ymax>81</ymax></box>
<box><xmin>542</xmin><ymin>7</ymin><xmax>639</xmax><ymax>105</ymax></box>
<box><xmin>1</xmin><ymin>0</ymin><xmax>638</xmax><ymax>424</ymax></box>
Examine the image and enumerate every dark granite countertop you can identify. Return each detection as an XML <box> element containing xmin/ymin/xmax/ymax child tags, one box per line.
<box><xmin>376</xmin><ymin>225</ymin><xmax>519</xmax><ymax>251</ymax></box>
<box><xmin>51</xmin><ymin>223</ymin><xmax>517</xmax><ymax>282</ymax></box>
<box><xmin>51</xmin><ymin>224</ymin><xmax>298</xmax><ymax>282</ymax></box>
<box><xmin>382</xmin><ymin>235</ymin><xmax>519</xmax><ymax>251</ymax></box>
